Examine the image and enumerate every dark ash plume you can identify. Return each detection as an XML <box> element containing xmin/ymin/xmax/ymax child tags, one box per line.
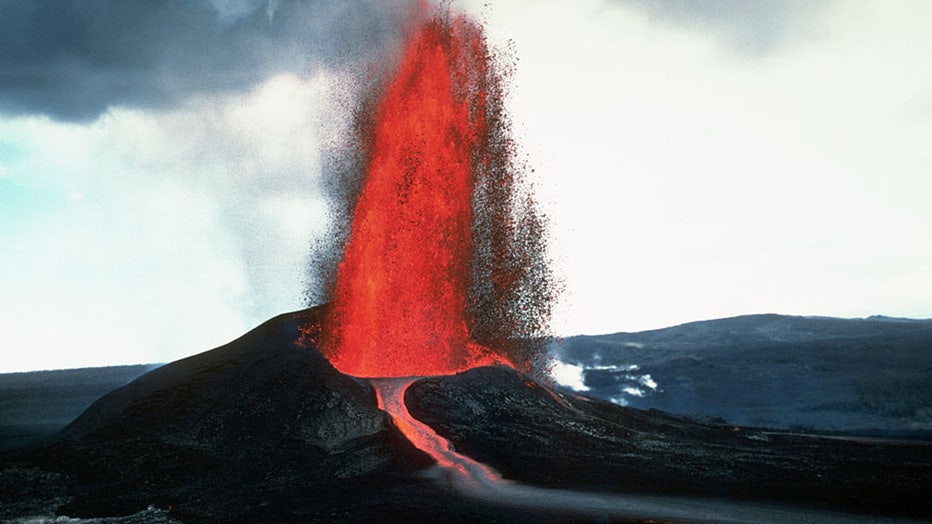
<box><xmin>0</xmin><ymin>0</ymin><xmax>415</xmax><ymax>121</ymax></box>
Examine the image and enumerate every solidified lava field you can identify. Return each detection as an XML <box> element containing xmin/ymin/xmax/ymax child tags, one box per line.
<box><xmin>1</xmin><ymin>306</ymin><xmax>930</xmax><ymax>523</ymax></box>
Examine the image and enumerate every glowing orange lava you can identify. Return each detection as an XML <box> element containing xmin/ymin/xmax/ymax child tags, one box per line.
<box><xmin>371</xmin><ymin>378</ymin><xmax>505</xmax><ymax>483</ymax></box>
<box><xmin>323</xmin><ymin>15</ymin><xmax>512</xmax><ymax>377</ymax></box>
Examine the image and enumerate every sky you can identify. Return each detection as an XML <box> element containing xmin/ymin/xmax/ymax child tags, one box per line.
<box><xmin>1</xmin><ymin>0</ymin><xmax>931</xmax><ymax>372</ymax></box>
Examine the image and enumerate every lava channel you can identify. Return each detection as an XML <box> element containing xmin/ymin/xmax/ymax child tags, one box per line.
<box><xmin>370</xmin><ymin>377</ymin><xmax>904</xmax><ymax>524</ymax></box>
<box><xmin>370</xmin><ymin>377</ymin><xmax>507</xmax><ymax>492</ymax></box>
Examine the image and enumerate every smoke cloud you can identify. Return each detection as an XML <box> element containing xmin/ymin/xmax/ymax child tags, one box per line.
<box><xmin>0</xmin><ymin>0</ymin><xmax>415</xmax><ymax>121</ymax></box>
<box><xmin>0</xmin><ymin>0</ymin><xmax>418</xmax><ymax>371</ymax></box>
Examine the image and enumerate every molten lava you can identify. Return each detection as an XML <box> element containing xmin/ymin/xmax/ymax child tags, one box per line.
<box><xmin>323</xmin><ymin>14</ymin><xmax>523</xmax><ymax>377</ymax></box>
<box><xmin>372</xmin><ymin>378</ymin><xmax>505</xmax><ymax>485</ymax></box>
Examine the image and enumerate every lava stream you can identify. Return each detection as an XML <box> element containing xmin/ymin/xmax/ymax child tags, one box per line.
<box><xmin>371</xmin><ymin>377</ymin><xmax>507</xmax><ymax>491</ymax></box>
<box><xmin>369</xmin><ymin>377</ymin><xmax>911</xmax><ymax>524</ymax></box>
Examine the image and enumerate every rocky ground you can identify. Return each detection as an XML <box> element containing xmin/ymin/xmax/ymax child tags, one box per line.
<box><xmin>1</xmin><ymin>307</ymin><xmax>423</xmax><ymax>522</ymax></box>
<box><xmin>1</xmin><ymin>306</ymin><xmax>930</xmax><ymax>522</ymax></box>
<box><xmin>407</xmin><ymin>366</ymin><xmax>932</xmax><ymax>520</ymax></box>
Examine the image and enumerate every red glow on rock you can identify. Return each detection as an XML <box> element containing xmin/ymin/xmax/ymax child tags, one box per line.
<box><xmin>323</xmin><ymin>15</ymin><xmax>509</xmax><ymax>377</ymax></box>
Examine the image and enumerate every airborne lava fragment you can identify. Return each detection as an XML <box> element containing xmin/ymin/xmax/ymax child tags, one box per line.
<box><xmin>321</xmin><ymin>11</ymin><xmax>554</xmax><ymax>378</ymax></box>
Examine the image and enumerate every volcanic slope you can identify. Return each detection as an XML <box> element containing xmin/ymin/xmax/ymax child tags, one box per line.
<box><xmin>0</xmin><ymin>307</ymin><xmax>600</xmax><ymax>523</ymax></box>
<box><xmin>1</xmin><ymin>307</ymin><xmax>444</xmax><ymax>522</ymax></box>
<box><xmin>554</xmin><ymin>314</ymin><xmax>932</xmax><ymax>437</ymax></box>
<box><xmin>406</xmin><ymin>366</ymin><xmax>932</xmax><ymax>520</ymax></box>
<box><xmin>2</xmin><ymin>308</ymin><xmax>930</xmax><ymax>522</ymax></box>
<box><xmin>0</xmin><ymin>364</ymin><xmax>155</xmax><ymax>452</ymax></box>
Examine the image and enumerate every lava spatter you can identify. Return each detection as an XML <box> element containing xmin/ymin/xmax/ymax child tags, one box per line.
<box><xmin>320</xmin><ymin>12</ymin><xmax>554</xmax><ymax>378</ymax></box>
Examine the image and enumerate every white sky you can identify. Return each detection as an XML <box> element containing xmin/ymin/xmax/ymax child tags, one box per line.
<box><xmin>472</xmin><ymin>0</ymin><xmax>932</xmax><ymax>335</ymax></box>
<box><xmin>1</xmin><ymin>0</ymin><xmax>931</xmax><ymax>371</ymax></box>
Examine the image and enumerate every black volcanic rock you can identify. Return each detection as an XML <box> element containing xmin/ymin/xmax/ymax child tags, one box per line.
<box><xmin>5</xmin><ymin>310</ymin><xmax>931</xmax><ymax>522</ymax></box>
<box><xmin>8</xmin><ymin>306</ymin><xmax>434</xmax><ymax>521</ymax></box>
<box><xmin>406</xmin><ymin>365</ymin><xmax>932</xmax><ymax>519</ymax></box>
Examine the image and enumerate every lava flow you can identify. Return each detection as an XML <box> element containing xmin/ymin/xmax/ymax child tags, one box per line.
<box><xmin>371</xmin><ymin>378</ymin><xmax>506</xmax><ymax>491</ymax></box>
<box><xmin>371</xmin><ymin>379</ymin><xmax>883</xmax><ymax>523</ymax></box>
<box><xmin>319</xmin><ymin>11</ymin><xmax>553</xmax><ymax>378</ymax></box>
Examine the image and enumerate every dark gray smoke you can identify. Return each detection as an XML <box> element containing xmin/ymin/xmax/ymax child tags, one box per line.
<box><xmin>0</xmin><ymin>0</ymin><xmax>415</xmax><ymax>122</ymax></box>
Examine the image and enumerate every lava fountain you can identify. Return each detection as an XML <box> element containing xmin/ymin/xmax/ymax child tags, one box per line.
<box><xmin>307</xmin><ymin>8</ymin><xmax>557</xmax><ymax>505</ymax></box>
<box><xmin>319</xmin><ymin>11</ymin><xmax>554</xmax><ymax>378</ymax></box>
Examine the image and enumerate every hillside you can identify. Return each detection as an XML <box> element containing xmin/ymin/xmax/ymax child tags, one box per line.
<box><xmin>553</xmin><ymin>314</ymin><xmax>932</xmax><ymax>438</ymax></box>
<box><xmin>0</xmin><ymin>364</ymin><xmax>156</xmax><ymax>451</ymax></box>
<box><xmin>3</xmin><ymin>309</ymin><xmax>928</xmax><ymax>522</ymax></box>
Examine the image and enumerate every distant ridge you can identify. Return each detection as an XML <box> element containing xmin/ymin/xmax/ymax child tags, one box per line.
<box><xmin>4</xmin><ymin>313</ymin><xmax>931</xmax><ymax>451</ymax></box>
<box><xmin>0</xmin><ymin>363</ymin><xmax>162</xmax><ymax>376</ymax></box>
<box><xmin>599</xmin><ymin>312</ymin><xmax>932</xmax><ymax>337</ymax></box>
<box><xmin>864</xmin><ymin>314</ymin><xmax>932</xmax><ymax>323</ymax></box>
<box><xmin>0</xmin><ymin>364</ymin><xmax>157</xmax><ymax>451</ymax></box>
<box><xmin>554</xmin><ymin>313</ymin><xmax>932</xmax><ymax>439</ymax></box>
